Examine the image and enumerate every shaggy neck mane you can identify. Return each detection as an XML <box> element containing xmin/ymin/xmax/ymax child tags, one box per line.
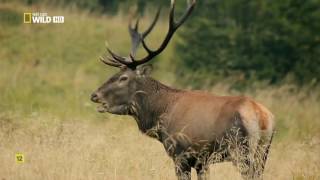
<box><xmin>129</xmin><ymin>77</ymin><xmax>181</xmax><ymax>134</ymax></box>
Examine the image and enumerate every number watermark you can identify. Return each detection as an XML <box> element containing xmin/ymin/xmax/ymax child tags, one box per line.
<box><xmin>15</xmin><ymin>153</ymin><xmax>24</xmax><ymax>164</ymax></box>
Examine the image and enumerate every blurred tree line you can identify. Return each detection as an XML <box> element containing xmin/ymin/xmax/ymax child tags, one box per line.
<box><xmin>176</xmin><ymin>0</ymin><xmax>320</xmax><ymax>88</ymax></box>
<box><xmin>13</xmin><ymin>0</ymin><xmax>167</xmax><ymax>14</ymax></box>
<box><xmin>10</xmin><ymin>0</ymin><xmax>320</xmax><ymax>88</ymax></box>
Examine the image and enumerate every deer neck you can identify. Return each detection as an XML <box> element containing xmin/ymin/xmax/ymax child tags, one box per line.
<box><xmin>129</xmin><ymin>77</ymin><xmax>181</xmax><ymax>134</ymax></box>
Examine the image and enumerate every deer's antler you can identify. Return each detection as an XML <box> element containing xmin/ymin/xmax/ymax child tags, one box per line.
<box><xmin>101</xmin><ymin>0</ymin><xmax>196</xmax><ymax>69</ymax></box>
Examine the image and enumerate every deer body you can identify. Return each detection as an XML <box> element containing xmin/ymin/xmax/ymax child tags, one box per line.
<box><xmin>129</xmin><ymin>77</ymin><xmax>274</xmax><ymax>180</ymax></box>
<box><xmin>91</xmin><ymin>1</ymin><xmax>275</xmax><ymax>179</ymax></box>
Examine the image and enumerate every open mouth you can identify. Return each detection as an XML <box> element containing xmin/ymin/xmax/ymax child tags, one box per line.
<box><xmin>96</xmin><ymin>103</ymin><xmax>108</xmax><ymax>113</ymax></box>
<box><xmin>96</xmin><ymin>103</ymin><xmax>129</xmax><ymax>115</ymax></box>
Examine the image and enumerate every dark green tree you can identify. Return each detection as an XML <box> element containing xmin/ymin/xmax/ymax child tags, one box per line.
<box><xmin>176</xmin><ymin>0</ymin><xmax>320</xmax><ymax>88</ymax></box>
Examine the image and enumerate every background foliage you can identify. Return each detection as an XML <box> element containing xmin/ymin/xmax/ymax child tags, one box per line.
<box><xmin>3</xmin><ymin>0</ymin><xmax>319</xmax><ymax>88</ymax></box>
<box><xmin>176</xmin><ymin>0</ymin><xmax>320</xmax><ymax>88</ymax></box>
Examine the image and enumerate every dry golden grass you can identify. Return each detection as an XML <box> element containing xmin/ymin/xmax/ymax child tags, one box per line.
<box><xmin>2</xmin><ymin>84</ymin><xmax>319</xmax><ymax>179</ymax></box>
<box><xmin>1</xmin><ymin>85</ymin><xmax>320</xmax><ymax>180</ymax></box>
<box><xmin>0</xmin><ymin>3</ymin><xmax>320</xmax><ymax>180</ymax></box>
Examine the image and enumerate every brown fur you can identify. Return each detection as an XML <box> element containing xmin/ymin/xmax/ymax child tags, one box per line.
<box><xmin>92</xmin><ymin>74</ymin><xmax>275</xmax><ymax>180</ymax></box>
<box><xmin>90</xmin><ymin>1</ymin><xmax>276</xmax><ymax>178</ymax></box>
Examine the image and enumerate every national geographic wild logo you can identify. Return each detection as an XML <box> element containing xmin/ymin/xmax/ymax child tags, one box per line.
<box><xmin>24</xmin><ymin>12</ymin><xmax>64</xmax><ymax>24</ymax></box>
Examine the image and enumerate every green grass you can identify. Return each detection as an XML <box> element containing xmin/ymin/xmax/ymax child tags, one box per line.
<box><xmin>0</xmin><ymin>2</ymin><xmax>320</xmax><ymax>180</ymax></box>
<box><xmin>0</xmin><ymin>3</ymin><xmax>175</xmax><ymax>120</ymax></box>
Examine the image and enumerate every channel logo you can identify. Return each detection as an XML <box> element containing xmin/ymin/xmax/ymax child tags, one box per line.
<box><xmin>23</xmin><ymin>12</ymin><xmax>64</xmax><ymax>24</ymax></box>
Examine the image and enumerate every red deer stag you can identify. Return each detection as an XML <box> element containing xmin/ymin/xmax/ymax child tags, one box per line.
<box><xmin>91</xmin><ymin>0</ymin><xmax>275</xmax><ymax>179</ymax></box>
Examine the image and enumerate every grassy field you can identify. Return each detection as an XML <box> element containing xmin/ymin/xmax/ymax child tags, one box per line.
<box><xmin>1</xmin><ymin>3</ymin><xmax>320</xmax><ymax>180</ymax></box>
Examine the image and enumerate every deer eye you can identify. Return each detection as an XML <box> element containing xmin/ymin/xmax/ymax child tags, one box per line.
<box><xmin>119</xmin><ymin>76</ymin><xmax>128</xmax><ymax>82</ymax></box>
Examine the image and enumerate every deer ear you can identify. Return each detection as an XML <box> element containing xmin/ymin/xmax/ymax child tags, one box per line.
<box><xmin>136</xmin><ymin>64</ymin><xmax>153</xmax><ymax>76</ymax></box>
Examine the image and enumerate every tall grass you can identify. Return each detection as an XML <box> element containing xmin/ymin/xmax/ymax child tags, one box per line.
<box><xmin>0</xmin><ymin>2</ymin><xmax>175</xmax><ymax>118</ymax></box>
<box><xmin>0</xmin><ymin>3</ymin><xmax>319</xmax><ymax>180</ymax></box>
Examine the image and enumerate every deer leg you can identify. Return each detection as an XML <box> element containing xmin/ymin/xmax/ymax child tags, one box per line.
<box><xmin>252</xmin><ymin>132</ymin><xmax>274</xmax><ymax>179</ymax></box>
<box><xmin>195</xmin><ymin>164</ymin><xmax>210</xmax><ymax>180</ymax></box>
<box><xmin>232</xmin><ymin>133</ymin><xmax>274</xmax><ymax>180</ymax></box>
<box><xmin>231</xmin><ymin>135</ymin><xmax>258</xmax><ymax>180</ymax></box>
<box><xmin>174</xmin><ymin>163</ymin><xmax>191</xmax><ymax>180</ymax></box>
<box><xmin>173</xmin><ymin>156</ymin><xmax>191</xmax><ymax>180</ymax></box>
<box><xmin>232</xmin><ymin>152</ymin><xmax>256</xmax><ymax>180</ymax></box>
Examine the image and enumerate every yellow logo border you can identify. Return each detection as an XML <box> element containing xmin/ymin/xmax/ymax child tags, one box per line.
<box><xmin>24</xmin><ymin>13</ymin><xmax>32</xmax><ymax>24</ymax></box>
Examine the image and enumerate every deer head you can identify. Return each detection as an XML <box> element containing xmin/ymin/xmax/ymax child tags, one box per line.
<box><xmin>91</xmin><ymin>0</ymin><xmax>196</xmax><ymax>115</ymax></box>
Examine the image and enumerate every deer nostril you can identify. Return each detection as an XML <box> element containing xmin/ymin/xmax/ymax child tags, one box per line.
<box><xmin>91</xmin><ymin>93</ymin><xmax>99</xmax><ymax>103</ymax></box>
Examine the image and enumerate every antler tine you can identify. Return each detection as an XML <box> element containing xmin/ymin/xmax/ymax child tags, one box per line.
<box><xmin>169</xmin><ymin>0</ymin><xmax>176</xmax><ymax>29</ymax></box>
<box><xmin>173</xmin><ymin>0</ymin><xmax>196</xmax><ymax>29</ymax></box>
<box><xmin>128</xmin><ymin>16</ymin><xmax>141</xmax><ymax>57</ymax></box>
<box><xmin>129</xmin><ymin>53</ymin><xmax>136</xmax><ymax>62</ymax></box>
<box><xmin>142</xmin><ymin>7</ymin><xmax>161</xmax><ymax>38</ymax></box>
<box><xmin>128</xmin><ymin>14</ymin><xmax>140</xmax><ymax>31</ymax></box>
<box><xmin>107</xmin><ymin>55</ymin><xmax>121</xmax><ymax>64</ymax></box>
<box><xmin>99</xmin><ymin>55</ymin><xmax>123</xmax><ymax>68</ymax></box>
<box><xmin>128</xmin><ymin>8</ymin><xmax>161</xmax><ymax>59</ymax></box>
<box><xmin>141</xmin><ymin>38</ymin><xmax>153</xmax><ymax>54</ymax></box>
<box><xmin>128</xmin><ymin>0</ymin><xmax>196</xmax><ymax>67</ymax></box>
<box><xmin>106</xmin><ymin>47</ymin><xmax>131</xmax><ymax>65</ymax></box>
<box><xmin>100</xmin><ymin>41</ymin><xmax>130</xmax><ymax>67</ymax></box>
<box><xmin>134</xmin><ymin>17</ymin><xmax>140</xmax><ymax>31</ymax></box>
